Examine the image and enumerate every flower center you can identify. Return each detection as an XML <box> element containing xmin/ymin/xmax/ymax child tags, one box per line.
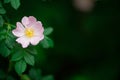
<box><xmin>25</xmin><ymin>28</ymin><xmax>34</xmax><ymax>38</ymax></box>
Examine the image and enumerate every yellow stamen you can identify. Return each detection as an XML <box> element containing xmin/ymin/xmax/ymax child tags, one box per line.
<box><xmin>25</xmin><ymin>28</ymin><xmax>34</xmax><ymax>38</ymax></box>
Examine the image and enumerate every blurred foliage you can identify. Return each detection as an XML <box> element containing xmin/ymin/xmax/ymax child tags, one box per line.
<box><xmin>0</xmin><ymin>0</ymin><xmax>120</xmax><ymax>80</ymax></box>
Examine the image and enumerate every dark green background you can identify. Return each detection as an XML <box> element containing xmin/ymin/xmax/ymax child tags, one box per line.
<box><xmin>6</xmin><ymin>0</ymin><xmax>120</xmax><ymax>80</ymax></box>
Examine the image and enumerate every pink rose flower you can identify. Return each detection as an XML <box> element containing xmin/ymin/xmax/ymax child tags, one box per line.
<box><xmin>12</xmin><ymin>16</ymin><xmax>44</xmax><ymax>48</ymax></box>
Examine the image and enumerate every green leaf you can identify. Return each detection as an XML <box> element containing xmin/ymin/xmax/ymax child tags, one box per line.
<box><xmin>26</xmin><ymin>47</ymin><xmax>37</xmax><ymax>54</ymax></box>
<box><xmin>15</xmin><ymin>60</ymin><xmax>27</xmax><ymax>75</ymax></box>
<box><xmin>0</xmin><ymin>35</ymin><xmax>5</xmax><ymax>41</ymax></box>
<box><xmin>44</xmin><ymin>27</ymin><xmax>53</xmax><ymax>35</ymax></box>
<box><xmin>11</xmin><ymin>51</ymin><xmax>24</xmax><ymax>61</ymax></box>
<box><xmin>42</xmin><ymin>75</ymin><xmax>54</xmax><ymax>80</ymax></box>
<box><xmin>24</xmin><ymin>53</ymin><xmax>35</xmax><ymax>66</ymax></box>
<box><xmin>10</xmin><ymin>0</ymin><xmax>20</xmax><ymax>10</ymax></box>
<box><xmin>0</xmin><ymin>2</ymin><xmax>2</xmax><ymax>7</ymax></box>
<box><xmin>5</xmin><ymin>37</ymin><xmax>14</xmax><ymax>49</ymax></box>
<box><xmin>5</xmin><ymin>33</ymin><xmax>15</xmax><ymax>49</ymax></box>
<box><xmin>0</xmin><ymin>28</ymin><xmax>6</xmax><ymax>41</ymax></box>
<box><xmin>0</xmin><ymin>2</ymin><xmax>6</xmax><ymax>14</ymax></box>
<box><xmin>29</xmin><ymin>68</ymin><xmax>42</xmax><ymax>80</ymax></box>
<box><xmin>41</xmin><ymin>36</ymin><xmax>54</xmax><ymax>48</ymax></box>
<box><xmin>0</xmin><ymin>8</ymin><xmax>6</xmax><ymax>14</ymax></box>
<box><xmin>4</xmin><ymin>0</ymin><xmax>11</xmax><ymax>3</ymax></box>
<box><xmin>0</xmin><ymin>15</ymin><xmax>4</xmax><ymax>27</ymax></box>
<box><xmin>0</xmin><ymin>29</ymin><xmax>6</xmax><ymax>35</ymax></box>
<box><xmin>0</xmin><ymin>42</ymin><xmax>11</xmax><ymax>57</ymax></box>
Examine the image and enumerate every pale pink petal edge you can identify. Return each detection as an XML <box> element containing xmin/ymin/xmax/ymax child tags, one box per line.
<box><xmin>21</xmin><ymin>16</ymin><xmax>29</xmax><ymax>27</ymax></box>
<box><xmin>30</xmin><ymin>35</ymin><xmax>44</xmax><ymax>45</ymax></box>
<box><xmin>16</xmin><ymin>37</ymin><xmax>30</xmax><ymax>48</ymax></box>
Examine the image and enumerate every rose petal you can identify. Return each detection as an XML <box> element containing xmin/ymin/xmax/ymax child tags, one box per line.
<box><xmin>29</xmin><ymin>16</ymin><xmax>37</xmax><ymax>23</ymax></box>
<box><xmin>30</xmin><ymin>35</ymin><xmax>44</xmax><ymax>45</ymax></box>
<box><xmin>12</xmin><ymin>22</ymin><xmax>25</xmax><ymax>37</ymax></box>
<box><xmin>27</xmin><ymin>16</ymin><xmax>37</xmax><ymax>27</ymax></box>
<box><xmin>17</xmin><ymin>22</ymin><xmax>25</xmax><ymax>30</ymax></box>
<box><xmin>16</xmin><ymin>36</ymin><xmax>30</xmax><ymax>48</ymax></box>
<box><xmin>22</xmin><ymin>16</ymin><xmax>29</xmax><ymax>27</ymax></box>
<box><xmin>31</xmin><ymin>21</ymin><xmax>44</xmax><ymax>36</ymax></box>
